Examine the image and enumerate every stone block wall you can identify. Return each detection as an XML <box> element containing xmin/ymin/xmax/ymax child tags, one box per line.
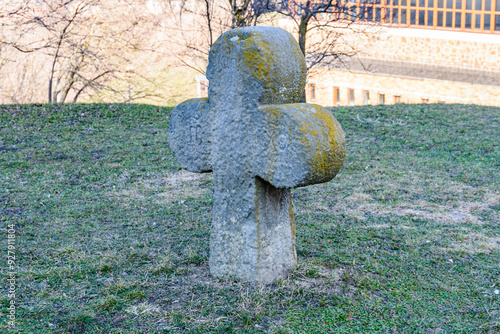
<box><xmin>279</xmin><ymin>19</ymin><xmax>500</xmax><ymax>71</ymax></box>
<box><xmin>363</xmin><ymin>27</ymin><xmax>500</xmax><ymax>71</ymax></box>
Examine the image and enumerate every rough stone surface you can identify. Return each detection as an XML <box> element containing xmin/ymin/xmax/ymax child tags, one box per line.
<box><xmin>168</xmin><ymin>26</ymin><xmax>346</xmax><ymax>284</ymax></box>
<box><xmin>168</xmin><ymin>98</ymin><xmax>212</xmax><ymax>173</ymax></box>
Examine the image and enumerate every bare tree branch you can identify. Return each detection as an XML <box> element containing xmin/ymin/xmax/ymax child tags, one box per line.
<box><xmin>1</xmin><ymin>0</ymin><xmax>160</xmax><ymax>104</ymax></box>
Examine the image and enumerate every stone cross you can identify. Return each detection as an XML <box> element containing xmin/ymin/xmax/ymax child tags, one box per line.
<box><xmin>168</xmin><ymin>26</ymin><xmax>346</xmax><ymax>284</ymax></box>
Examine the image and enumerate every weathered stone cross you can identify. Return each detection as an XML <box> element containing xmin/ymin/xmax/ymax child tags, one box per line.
<box><xmin>168</xmin><ymin>26</ymin><xmax>346</xmax><ymax>284</ymax></box>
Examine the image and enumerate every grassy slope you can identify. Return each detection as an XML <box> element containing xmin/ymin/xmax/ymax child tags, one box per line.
<box><xmin>0</xmin><ymin>103</ymin><xmax>499</xmax><ymax>333</ymax></box>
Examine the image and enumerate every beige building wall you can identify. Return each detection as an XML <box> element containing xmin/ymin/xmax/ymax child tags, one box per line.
<box><xmin>307</xmin><ymin>68</ymin><xmax>500</xmax><ymax>107</ymax></box>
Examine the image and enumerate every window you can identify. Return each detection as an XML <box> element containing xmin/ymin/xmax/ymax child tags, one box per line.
<box><xmin>200</xmin><ymin>81</ymin><xmax>207</xmax><ymax>93</ymax></box>
<box><xmin>379</xmin><ymin>93</ymin><xmax>385</xmax><ymax>104</ymax></box>
<box><xmin>349</xmin><ymin>89</ymin><xmax>355</xmax><ymax>106</ymax></box>
<box><xmin>364</xmin><ymin>90</ymin><xmax>370</xmax><ymax>105</ymax></box>
<box><xmin>310</xmin><ymin>84</ymin><xmax>316</xmax><ymax>101</ymax></box>
<box><xmin>334</xmin><ymin>87</ymin><xmax>340</xmax><ymax>105</ymax></box>
<box><xmin>199</xmin><ymin>80</ymin><xmax>209</xmax><ymax>97</ymax></box>
<box><xmin>394</xmin><ymin>95</ymin><xmax>401</xmax><ymax>103</ymax></box>
<box><xmin>334</xmin><ymin>0</ymin><xmax>500</xmax><ymax>33</ymax></box>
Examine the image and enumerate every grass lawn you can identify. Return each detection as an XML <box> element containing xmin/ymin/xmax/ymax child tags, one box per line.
<box><xmin>1</xmin><ymin>103</ymin><xmax>499</xmax><ymax>333</ymax></box>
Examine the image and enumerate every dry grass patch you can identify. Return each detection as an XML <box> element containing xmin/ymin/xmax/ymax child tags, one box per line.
<box><xmin>354</xmin><ymin>200</ymin><xmax>492</xmax><ymax>225</ymax></box>
<box><xmin>110</xmin><ymin>169</ymin><xmax>212</xmax><ymax>206</ymax></box>
<box><xmin>437</xmin><ymin>229</ymin><xmax>500</xmax><ymax>254</ymax></box>
<box><xmin>302</xmin><ymin>178</ymin><xmax>498</xmax><ymax>226</ymax></box>
<box><xmin>125</xmin><ymin>302</ymin><xmax>162</xmax><ymax>316</ymax></box>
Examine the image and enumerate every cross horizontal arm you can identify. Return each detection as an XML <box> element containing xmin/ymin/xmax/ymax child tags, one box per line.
<box><xmin>253</xmin><ymin>103</ymin><xmax>346</xmax><ymax>188</ymax></box>
<box><xmin>168</xmin><ymin>98</ymin><xmax>213</xmax><ymax>173</ymax></box>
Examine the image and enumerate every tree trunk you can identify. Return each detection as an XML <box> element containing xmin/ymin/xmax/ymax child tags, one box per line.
<box><xmin>298</xmin><ymin>16</ymin><xmax>308</xmax><ymax>102</ymax></box>
<box><xmin>230</xmin><ymin>0</ymin><xmax>237</xmax><ymax>28</ymax></box>
<box><xmin>204</xmin><ymin>0</ymin><xmax>213</xmax><ymax>47</ymax></box>
<box><xmin>48</xmin><ymin>78</ymin><xmax>53</xmax><ymax>104</ymax></box>
<box><xmin>298</xmin><ymin>16</ymin><xmax>308</xmax><ymax>57</ymax></box>
<box><xmin>53</xmin><ymin>78</ymin><xmax>58</xmax><ymax>103</ymax></box>
<box><xmin>58</xmin><ymin>81</ymin><xmax>73</xmax><ymax>103</ymax></box>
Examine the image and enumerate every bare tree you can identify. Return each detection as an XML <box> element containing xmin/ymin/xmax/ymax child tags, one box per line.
<box><xmin>0</xmin><ymin>0</ymin><xmax>390</xmax><ymax>104</ymax></box>
<box><xmin>0</xmin><ymin>0</ymin><xmax>158</xmax><ymax>103</ymax></box>
<box><xmin>170</xmin><ymin>0</ymin><xmax>388</xmax><ymax>83</ymax></box>
<box><xmin>270</xmin><ymin>0</ymin><xmax>389</xmax><ymax>71</ymax></box>
<box><xmin>165</xmin><ymin>0</ymin><xmax>276</xmax><ymax>75</ymax></box>
<box><xmin>229</xmin><ymin>0</ymin><xmax>278</xmax><ymax>27</ymax></box>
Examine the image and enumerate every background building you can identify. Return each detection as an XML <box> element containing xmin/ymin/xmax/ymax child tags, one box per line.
<box><xmin>296</xmin><ymin>0</ymin><xmax>500</xmax><ymax>106</ymax></box>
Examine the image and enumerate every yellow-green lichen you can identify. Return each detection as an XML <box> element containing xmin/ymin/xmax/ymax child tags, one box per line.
<box><xmin>290</xmin><ymin>103</ymin><xmax>345</xmax><ymax>183</ymax></box>
<box><xmin>241</xmin><ymin>34</ymin><xmax>273</xmax><ymax>83</ymax></box>
<box><xmin>306</xmin><ymin>105</ymin><xmax>345</xmax><ymax>181</ymax></box>
<box><xmin>311</xmin><ymin>105</ymin><xmax>345</xmax><ymax>180</ymax></box>
<box><xmin>258</xmin><ymin>103</ymin><xmax>345</xmax><ymax>186</ymax></box>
